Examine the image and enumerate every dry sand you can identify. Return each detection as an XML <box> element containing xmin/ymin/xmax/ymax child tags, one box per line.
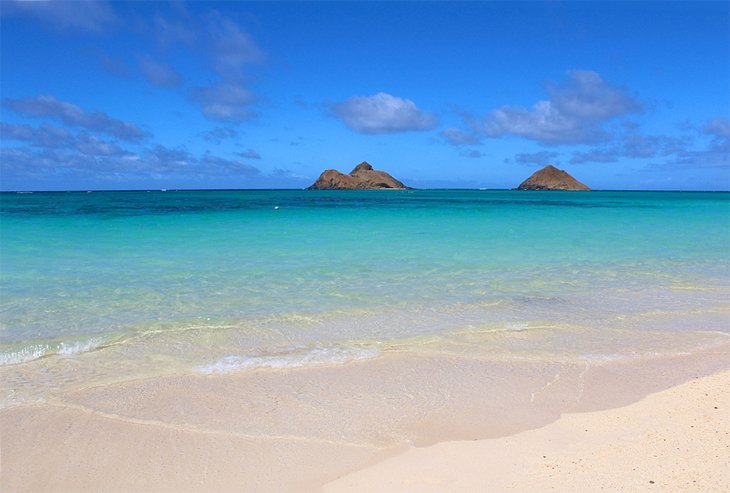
<box><xmin>325</xmin><ymin>369</ymin><xmax>730</xmax><ymax>492</ymax></box>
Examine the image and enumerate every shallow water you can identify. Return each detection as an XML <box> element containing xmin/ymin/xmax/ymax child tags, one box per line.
<box><xmin>1</xmin><ymin>190</ymin><xmax>728</xmax><ymax>406</ymax></box>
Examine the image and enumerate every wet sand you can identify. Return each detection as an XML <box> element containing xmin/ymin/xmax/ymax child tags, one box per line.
<box><xmin>1</xmin><ymin>346</ymin><xmax>729</xmax><ymax>492</ymax></box>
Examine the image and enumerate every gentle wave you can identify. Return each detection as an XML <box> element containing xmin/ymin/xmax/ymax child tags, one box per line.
<box><xmin>0</xmin><ymin>344</ymin><xmax>52</xmax><ymax>365</ymax></box>
<box><xmin>576</xmin><ymin>351</ymin><xmax>691</xmax><ymax>362</ymax></box>
<box><xmin>505</xmin><ymin>322</ymin><xmax>530</xmax><ymax>331</ymax></box>
<box><xmin>0</xmin><ymin>336</ymin><xmax>109</xmax><ymax>365</ymax></box>
<box><xmin>195</xmin><ymin>344</ymin><xmax>381</xmax><ymax>375</ymax></box>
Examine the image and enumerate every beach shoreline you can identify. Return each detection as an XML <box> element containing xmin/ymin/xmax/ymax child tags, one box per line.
<box><xmin>324</xmin><ymin>367</ymin><xmax>730</xmax><ymax>493</ymax></box>
<box><xmin>2</xmin><ymin>344</ymin><xmax>728</xmax><ymax>492</ymax></box>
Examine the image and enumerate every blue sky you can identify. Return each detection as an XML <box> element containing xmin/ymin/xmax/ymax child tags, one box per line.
<box><xmin>1</xmin><ymin>1</ymin><xmax>728</xmax><ymax>191</ymax></box>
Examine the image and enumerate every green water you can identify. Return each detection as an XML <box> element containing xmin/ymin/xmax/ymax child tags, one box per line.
<box><xmin>1</xmin><ymin>190</ymin><xmax>728</xmax><ymax>401</ymax></box>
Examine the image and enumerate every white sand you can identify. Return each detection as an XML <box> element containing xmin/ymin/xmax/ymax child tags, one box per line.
<box><xmin>325</xmin><ymin>370</ymin><xmax>730</xmax><ymax>492</ymax></box>
<box><xmin>2</xmin><ymin>355</ymin><xmax>728</xmax><ymax>492</ymax></box>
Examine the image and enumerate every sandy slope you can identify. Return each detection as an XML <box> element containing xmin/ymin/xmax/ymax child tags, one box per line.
<box><xmin>325</xmin><ymin>370</ymin><xmax>730</xmax><ymax>492</ymax></box>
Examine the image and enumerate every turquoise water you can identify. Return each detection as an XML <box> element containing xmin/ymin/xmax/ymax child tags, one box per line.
<box><xmin>1</xmin><ymin>190</ymin><xmax>729</xmax><ymax>402</ymax></box>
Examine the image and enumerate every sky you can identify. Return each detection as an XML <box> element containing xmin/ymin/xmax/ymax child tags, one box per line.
<box><xmin>1</xmin><ymin>1</ymin><xmax>728</xmax><ymax>191</ymax></box>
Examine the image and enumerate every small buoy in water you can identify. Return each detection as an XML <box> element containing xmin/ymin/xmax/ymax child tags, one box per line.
<box><xmin>274</xmin><ymin>206</ymin><xmax>280</xmax><ymax>210</ymax></box>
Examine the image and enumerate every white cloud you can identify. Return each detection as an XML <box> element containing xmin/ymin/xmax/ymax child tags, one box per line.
<box><xmin>333</xmin><ymin>92</ymin><xmax>437</xmax><ymax>134</ymax></box>
<box><xmin>482</xmin><ymin>70</ymin><xmax>642</xmax><ymax>145</ymax></box>
<box><xmin>484</xmin><ymin>100</ymin><xmax>602</xmax><ymax>145</ymax></box>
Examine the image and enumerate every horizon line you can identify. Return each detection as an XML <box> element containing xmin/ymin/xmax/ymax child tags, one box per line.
<box><xmin>2</xmin><ymin>188</ymin><xmax>729</xmax><ymax>194</ymax></box>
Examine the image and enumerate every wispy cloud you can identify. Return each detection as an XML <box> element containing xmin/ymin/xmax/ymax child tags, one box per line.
<box><xmin>513</xmin><ymin>151</ymin><xmax>561</xmax><ymax>167</ymax></box>
<box><xmin>201</xmin><ymin>126</ymin><xmax>239</xmax><ymax>143</ymax></box>
<box><xmin>272</xmin><ymin>167</ymin><xmax>294</xmax><ymax>177</ymax></box>
<box><xmin>2</xmin><ymin>122</ymin><xmax>130</xmax><ymax>157</ymax></box>
<box><xmin>1</xmin><ymin>142</ymin><xmax>260</xmax><ymax>181</ymax></box>
<box><xmin>569</xmin><ymin>149</ymin><xmax>619</xmax><ymax>165</ymax></box>
<box><xmin>484</xmin><ymin>70</ymin><xmax>641</xmax><ymax>145</ymax></box>
<box><xmin>0</xmin><ymin>122</ymin><xmax>71</xmax><ymax>148</ymax></box>
<box><xmin>441</xmin><ymin>128</ymin><xmax>482</xmax><ymax>145</ymax></box>
<box><xmin>705</xmin><ymin>117</ymin><xmax>730</xmax><ymax>151</ymax></box>
<box><xmin>143</xmin><ymin>146</ymin><xmax>260</xmax><ymax>176</ymax></box>
<box><xmin>152</xmin><ymin>14</ymin><xmax>197</xmax><ymax>49</ymax></box>
<box><xmin>656</xmin><ymin>116</ymin><xmax>730</xmax><ymax>169</ymax></box>
<box><xmin>148</xmin><ymin>145</ymin><xmax>194</xmax><ymax>171</ymax></box>
<box><xmin>332</xmin><ymin>92</ymin><xmax>437</xmax><ymax>134</ymax></box>
<box><xmin>74</xmin><ymin>133</ymin><xmax>128</xmax><ymax>157</ymax></box>
<box><xmin>139</xmin><ymin>56</ymin><xmax>182</xmax><ymax>88</ymax></box>
<box><xmin>191</xmin><ymin>83</ymin><xmax>257</xmax><ymax>122</ymax></box>
<box><xmin>461</xmin><ymin>149</ymin><xmax>486</xmax><ymax>158</ymax></box>
<box><xmin>179</xmin><ymin>12</ymin><xmax>266</xmax><ymax>122</ymax></box>
<box><xmin>4</xmin><ymin>0</ymin><xmax>118</xmax><ymax>34</ymax></box>
<box><xmin>445</xmin><ymin>70</ymin><xmax>642</xmax><ymax>146</ymax></box>
<box><xmin>545</xmin><ymin>70</ymin><xmax>640</xmax><ymax>120</ymax></box>
<box><xmin>96</xmin><ymin>51</ymin><xmax>130</xmax><ymax>78</ymax></box>
<box><xmin>14</xmin><ymin>2</ymin><xmax>267</xmax><ymax>124</ymax></box>
<box><xmin>2</xmin><ymin>95</ymin><xmax>150</xmax><ymax>141</ymax></box>
<box><xmin>621</xmin><ymin>133</ymin><xmax>684</xmax><ymax>158</ymax></box>
<box><xmin>237</xmin><ymin>149</ymin><xmax>261</xmax><ymax>159</ymax></box>
<box><xmin>569</xmin><ymin>117</ymin><xmax>729</xmax><ymax>170</ymax></box>
<box><xmin>165</xmin><ymin>12</ymin><xmax>266</xmax><ymax>123</ymax></box>
<box><xmin>199</xmin><ymin>154</ymin><xmax>260</xmax><ymax>176</ymax></box>
<box><xmin>206</xmin><ymin>12</ymin><xmax>265</xmax><ymax>82</ymax></box>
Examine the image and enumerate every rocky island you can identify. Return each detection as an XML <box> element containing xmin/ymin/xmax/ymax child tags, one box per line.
<box><xmin>517</xmin><ymin>165</ymin><xmax>591</xmax><ymax>191</ymax></box>
<box><xmin>308</xmin><ymin>162</ymin><xmax>410</xmax><ymax>190</ymax></box>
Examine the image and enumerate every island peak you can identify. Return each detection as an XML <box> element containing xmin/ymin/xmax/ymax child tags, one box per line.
<box><xmin>308</xmin><ymin>162</ymin><xmax>409</xmax><ymax>190</ymax></box>
<box><xmin>517</xmin><ymin>165</ymin><xmax>591</xmax><ymax>191</ymax></box>
<box><xmin>351</xmin><ymin>162</ymin><xmax>374</xmax><ymax>174</ymax></box>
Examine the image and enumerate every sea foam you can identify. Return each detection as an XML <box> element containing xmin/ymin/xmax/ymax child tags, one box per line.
<box><xmin>0</xmin><ymin>344</ymin><xmax>52</xmax><ymax>365</ymax></box>
<box><xmin>0</xmin><ymin>336</ymin><xmax>108</xmax><ymax>365</ymax></box>
<box><xmin>195</xmin><ymin>344</ymin><xmax>381</xmax><ymax>375</ymax></box>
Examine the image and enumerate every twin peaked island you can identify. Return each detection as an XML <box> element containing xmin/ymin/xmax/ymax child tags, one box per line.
<box><xmin>308</xmin><ymin>162</ymin><xmax>410</xmax><ymax>190</ymax></box>
<box><xmin>308</xmin><ymin>162</ymin><xmax>591</xmax><ymax>191</ymax></box>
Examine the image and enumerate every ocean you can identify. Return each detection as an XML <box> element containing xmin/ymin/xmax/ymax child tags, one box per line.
<box><xmin>1</xmin><ymin>189</ymin><xmax>729</xmax><ymax>407</ymax></box>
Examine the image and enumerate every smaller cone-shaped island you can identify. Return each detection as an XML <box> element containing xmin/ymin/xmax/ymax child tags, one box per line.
<box><xmin>517</xmin><ymin>165</ymin><xmax>591</xmax><ymax>191</ymax></box>
<box><xmin>308</xmin><ymin>162</ymin><xmax>410</xmax><ymax>190</ymax></box>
